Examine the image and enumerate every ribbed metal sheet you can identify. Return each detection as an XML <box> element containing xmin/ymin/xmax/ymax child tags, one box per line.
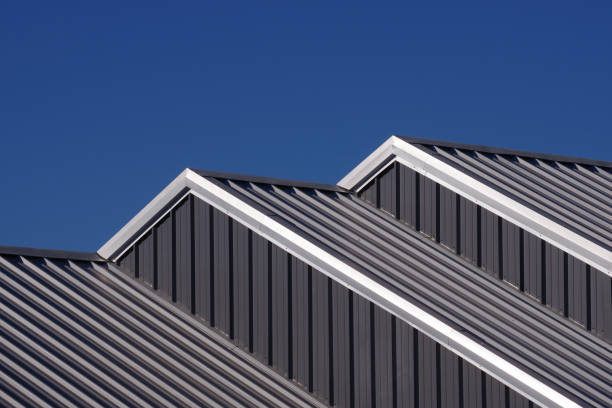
<box><xmin>116</xmin><ymin>188</ymin><xmax>540</xmax><ymax>408</ymax></box>
<box><xmin>200</xmin><ymin>177</ymin><xmax>610</xmax><ymax>407</ymax></box>
<box><xmin>401</xmin><ymin>137</ymin><xmax>612</xmax><ymax>252</ymax></box>
<box><xmin>0</xmin><ymin>252</ymin><xmax>326</xmax><ymax>408</ymax></box>
<box><xmin>360</xmin><ymin>161</ymin><xmax>612</xmax><ymax>341</ymax></box>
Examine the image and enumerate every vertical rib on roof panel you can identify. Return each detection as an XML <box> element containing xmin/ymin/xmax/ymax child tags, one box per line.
<box><xmin>373</xmin><ymin>304</ymin><xmax>394</xmax><ymax>408</ymax></box>
<box><xmin>252</xmin><ymin>233</ymin><xmax>270</xmax><ymax>363</ymax></box>
<box><xmin>112</xmin><ymin>184</ymin><xmax>612</xmax><ymax>407</ymax></box>
<box><xmin>331</xmin><ymin>279</ymin><xmax>351</xmax><ymax>407</ymax></box>
<box><xmin>360</xmin><ymin>160</ymin><xmax>612</xmax><ymax>343</ymax></box>
<box><xmin>232</xmin><ymin>221</ymin><xmax>250</xmax><ymax>349</ymax></box>
<box><xmin>352</xmin><ymin>295</ymin><xmax>372</xmax><ymax>408</ymax></box>
<box><xmin>138</xmin><ymin>231</ymin><xmax>155</xmax><ymax>287</ymax></box>
<box><xmin>156</xmin><ymin>214</ymin><xmax>173</xmax><ymax>299</ymax></box>
<box><xmin>213</xmin><ymin>207</ymin><xmax>231</xmax><ymax>333</ymax></box>
<box><xmin>194</xmin><ymin>198</ymin><xmax>212</xmax><ymax>321</ymax></box>
<box><xmin>312</xmin><ymin>271</ymin><xmax>330</xmax><ymax>401</ymax></box>
<box><xmin>378</xmin><ymin>163</ymin><xmax>396</xmax><ymax>217</ymax></box>
<box><xmin>291</xmin><ymin>257</ymin><xmax>310</xmax><ymax>389</ymax></box>
<box><xmin>271</xmin><ymin>245</ymin><xmax>290</xmax><ymax>374</ymax></box>
<box><xmin>175</xmin><ymin>197</ymin><xmax>192</xmax><ymax>310</ymax></box>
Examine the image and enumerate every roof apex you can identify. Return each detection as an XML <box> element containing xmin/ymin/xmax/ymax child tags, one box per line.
<box><xmin>339</xmin><ymin>136</ymin><xmax>611</xmax><ymax>275</ymax></box>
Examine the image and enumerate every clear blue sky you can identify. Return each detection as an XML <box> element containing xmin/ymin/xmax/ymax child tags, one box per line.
<box><xmin>1</xmin><ymin>2</ymin><xmax>610</xmax><ymax>252</ymax></box>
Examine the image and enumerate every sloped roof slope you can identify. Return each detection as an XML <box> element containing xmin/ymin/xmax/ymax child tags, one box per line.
<box><xmin>99</xmin><ymin>169</ymin><xmax>612</xmax><ymax>407</ymax></box>
<box><xmin>398</xmin><ymin>136</ymin><xmax>612</xmax><ymax>252</ymax></box>
<box><xmin>0</xmin><ymin>249</ymin><xmax>327</xmax><ymax>408</ymax></box>
<box><xmin>338</xmin><ymin>136</ymin><xmax>612</xmax><ymax>274</ymax></box>
<box><xmin>205</xmin><ymin>175</ymin><xmax>611</xmax><ymax>408</ymax></box>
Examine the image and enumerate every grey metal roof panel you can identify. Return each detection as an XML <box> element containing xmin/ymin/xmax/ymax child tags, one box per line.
<box><xmin>397</xmin><ymin>135</ymin><xmax>612</xmax><ymax>169</ymax></box>
<box><xmin>191</xmin><ymin>169</ymin><xmax>348</xmax><ymax>192</ymax></box>
<box><xmin>338</xmin><ymin>136</ymin><xmax>611</xmax><ymax>274</ymax></box>
<box><xmin>203</xmin><ymin>175</ymin><xmax>612</xmax><ymax>407</ymax></box>
<box><xmin>0</xmin><ymin>245</ymin><xmax>105</xmax><ymax>262</ymax></box>
<box><xmin>399</xmin><ymin>137</ymin><xmax>612</xmax><ymax>252</ymax></box>
<box><xmin>0</xmin><ymin>253</ymin><xmax>328</xmax><ymax>408</ymax></box>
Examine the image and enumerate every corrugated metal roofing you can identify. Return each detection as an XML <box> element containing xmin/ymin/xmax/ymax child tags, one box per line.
<box><xmin>199</xmin><ymin>174</ymin><xmax>612</xmax><ymax>407</ymax></box>
<box><xmin>355</xmin><ymin>161</ymin><xmax>612</xmax><ymax>341</ymax></box>
<box><xmin>0</xmin><ymin>251</ymin><xmax>327</xmax><ymax>408</ymax></box>
<box><xmin>398</xmin><ymin>136</ymin><xmax>612</xmax><ymax>252</ymax></box>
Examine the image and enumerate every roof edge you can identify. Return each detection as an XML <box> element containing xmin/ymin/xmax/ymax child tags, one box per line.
<box><xmin>98</xmin><ymin>168</ymin><xmax>580</xmax><ymax>408</ymax></box>
<box><xmin>0</xmin><ymin>245</ymin><xmax>105</xmax><ymax>262</ymax></box>
<box><xmin>338</xmin><ymin>136</ymin><xmax>612</xmax><ymax>275</ymax></box>
<box><xmin>192</xmin><ymin>168</ymin><xmax>347</xmax><ymax>192</ymax></box>
<box><xmin>99</xmin><ymin>169</ymin><xmax>346</xmax><ymax>260</ymax></box>
<box><xmin>98</xmin><ymin>169</ymin><xmax>192</xmax><ymax>260</ymax></box>
<box><xmin>396</xmin><ymin>135</ymin><xmax>612</xmax><ymax>168</ymax></box>
<box><xmin>337</xmin><ymin>136</ymin><xmax>397</xmax><ymax>190</ymax></box>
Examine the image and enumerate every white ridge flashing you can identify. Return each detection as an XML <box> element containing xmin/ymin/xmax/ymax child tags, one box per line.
<box><xmin>98</xmin><ymin>169</ymin><xmax>192</xmax><ymax>260</ymax></box>
<box><xmin>339</xmin><ymin>136</ymin><xmax>612</xmax><ymax>276</ymax></box>
<box><xmin>100</xmin><ymin>168</ymin><xmax>580</xmax><ymax>407</ymax></box>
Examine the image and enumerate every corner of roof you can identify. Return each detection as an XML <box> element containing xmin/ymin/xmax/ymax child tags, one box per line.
<box><xmin>98</xmin><ymin>168</ymin><xmax>193</xmax><ymax>259</ymax></box>
<box><xmin>339</xmin><ymin>135</ymin><xmax>612</xmax><ymax>275</ymax></box>
<box><xmin>99</xmin><ymin>166</ymin><xmax>346</xmax><ymax>261</ymax></box>
<box><xmin>337</xmin><ymin>135</ymin><xmax>398</xmax><ymax>190</ymax></box>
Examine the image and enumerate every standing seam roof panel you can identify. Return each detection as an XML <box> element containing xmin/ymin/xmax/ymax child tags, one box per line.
<box><xmin>0</xmin><ymin>253</ymin><xmax>327</xmax><ymax>408</ymax></box>
<box><xmin>205</xmin><ymin>176</ymin><xmax>612</xmax><ymax>407</ymax></box>
<box><xmin>412</xmin><ymin>142</ymin><xmax>612</xmax><ymax>251</ymax></box>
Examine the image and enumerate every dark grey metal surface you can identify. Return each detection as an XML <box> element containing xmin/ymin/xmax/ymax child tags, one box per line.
<box><xmin>360</xmin><ymin>161</ymin><xmax>612</xmax><ymax>341</ymax></box>
<box><xmin>397</xmin><ymin>135</ymin><xmax>612</xmax><ymax>169</ymax></box>
<box><xmin>0</xmin><ymin>245</ymin><xmax>105</xmax><ymax>262</ymax></box>
<box><xmin>113</xmin><ymin>177</ymin><xmax>612</xmax><ymax>407</ymax></box>
<box><xmin>0</xmin><ymin>253</ymin><xmax>326</xmax><ymax>408</ymax></box>
<box><xmin>210</xmin><ymin>178</ymin><xmax>610</xmax><ymax>407</ymax></box>
<box><xmin>397</xmin><ymin>136</ymin><xmax>612</xmax><ymax>252</ymax></box>
<box><xmin>192</xmin><ymin>169</ymin><xmax>348</xmax><ymax>192</ymax></box>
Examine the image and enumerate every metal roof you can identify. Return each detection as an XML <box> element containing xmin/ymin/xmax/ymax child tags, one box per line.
<box><xmin>397</xmin><ymin>136</ymin><xmax>612</xmax><ymax>169</ymax></box>
<box><xmin>192</xmin><ymin>169</ymin><xmax>348</xmax><ymax>192</ymax></box>
<box><xmin>338</xmin><ymin>136</ymin><xmax>612</xmax><ymax>275</ymax></box>
<box><xmin>200</xmin><ymin>174</ymin><xmax>611</xmax><ymax>408</ymax></box>
<box><xmin>98</xmin><ymin>168</ymin><xmax>611</xmax><ymax>407</ymax></box>
<box><xmin>398</xmin><ymin>136</ymin><xmax>612</xmax><ymax>252</ymax></box>
<box><xmin>0</xmin><ymin>245</ymin><xmax>105</xmax><ymax>262</ymax></box>
<box><xmin>0</xmin><ymin>250</ymin><xmax>327</xmax><ymax>408</ymax></box>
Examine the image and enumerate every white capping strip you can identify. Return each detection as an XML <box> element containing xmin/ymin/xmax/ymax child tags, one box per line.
<box><xmin>99</xmin><ymin>170</ymin><xmax>192</xmax><ymax>260</ymax></box>
<box><xmin>100</xmin><ymin>169</ymin><xmax>580</xmax><ymax>408</ymax></box>
<box><xmin>339</xmin><ymin>136</ymin><xmax>612</xmax><ymax>276</ymax></box>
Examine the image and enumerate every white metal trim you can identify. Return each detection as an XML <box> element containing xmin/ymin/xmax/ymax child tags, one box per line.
<box><xmin>337</xmin><ymin>136</ymin><xmax>395</xmax><ymax>190</ymax></box>
<box><xmin>99</xmin><ymin>168</ymin><xmax>580</xmax><ymax>407</ymax></box>
<box><xmin>338</xmin><ymin>136</ymin><xmax>612</xmax><ymax>275</ymax></box>
<box><xmin>98</xmin><ymin>170</ymin><xmax>190</xmax><ymax>259</ymax></box>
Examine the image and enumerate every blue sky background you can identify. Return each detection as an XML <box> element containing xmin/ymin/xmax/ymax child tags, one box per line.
<box><xmin>1</xmin><ymin>2</ymin><xmax>611</xmax><ymax>252</ymax></box>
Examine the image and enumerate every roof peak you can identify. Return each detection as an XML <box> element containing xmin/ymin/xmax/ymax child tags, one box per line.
<box><xmin>395</xmin><ymin>135</ymin><xmax>612</xmax><ymax>169</ymax></box>
<box><xmin>339</xmin><ymin>136</ymin><xmax>611</xmax><ymax>274</ymax></box>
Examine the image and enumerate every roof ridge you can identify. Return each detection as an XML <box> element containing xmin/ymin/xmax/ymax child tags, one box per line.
<box><xmin>0</xmin><ymin>245</ymin><xmax>105</xmax><ymax>262</ymax></box>
<box><xmin>338</xmin><ymin>136</ymin><xmax>611</xmax><ymax>274</ymax></box>
<box><xmin>395</xmin><ymin>135</ymin><xmax>612</xmax><ymax>169</ymax></box>
<box><xmin>98</xmin><ymin>169</ymin><xmax>587</xmax><ymax>407</ymax></box>
<box><xmin>190</xmin><ymin>168</ymin><xmax>348</xmax><ymax>192</ymax></box>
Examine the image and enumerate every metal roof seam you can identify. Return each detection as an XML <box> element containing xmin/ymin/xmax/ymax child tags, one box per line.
<box><xmin>338</xmin><ymin>136</ymin><xmax>611</xmax><ymax>275</ymax></box>
<box><xmin>0</xmin><ymin>254</ymin><xmax>326</xmax><ymax>408</ymax></box>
